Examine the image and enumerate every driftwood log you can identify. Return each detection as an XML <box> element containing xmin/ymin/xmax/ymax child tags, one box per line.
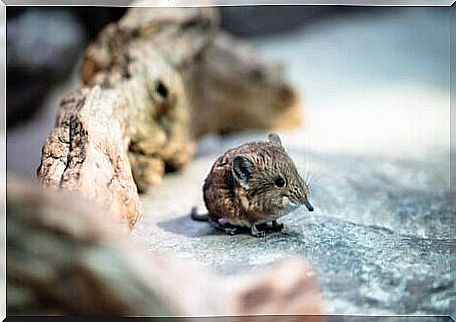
<box><xmin>7</xmin><ymin>178</ymin><xmax>321</xmax><ymax>318</ymax></box>
<box><xmin>37</xmin><ymin>5</ymin><xmax>302</xmax><ymax>228</ymax></box>
<box><xmin>190</xmin><ymin>31</ymin><xmax>302</xmax><ymax>137</ymax></box>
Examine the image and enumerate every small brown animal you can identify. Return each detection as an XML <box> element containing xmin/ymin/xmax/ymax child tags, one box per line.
<box><xmin>192</xmin><ymin>133</ymin><xmax>314</xmax><ymax>237</ymax></box>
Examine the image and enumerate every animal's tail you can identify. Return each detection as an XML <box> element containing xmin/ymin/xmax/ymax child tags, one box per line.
<box><xmin>190</xmin><ymin>207</ymin><xmax>209</xmax><ymax>221</ymax></box>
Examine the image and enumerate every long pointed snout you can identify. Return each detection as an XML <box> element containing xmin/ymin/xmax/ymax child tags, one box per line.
<box><xmin>303</xmin><ymin>199</ymin><xmax>314</xmax><ymax>212</ymax></box>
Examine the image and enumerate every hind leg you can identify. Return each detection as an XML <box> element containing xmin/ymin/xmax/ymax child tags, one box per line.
<box><xmin>208</xmin><ymin>218</ymin><xmax>239</xmax><ymax>235</ymax></box>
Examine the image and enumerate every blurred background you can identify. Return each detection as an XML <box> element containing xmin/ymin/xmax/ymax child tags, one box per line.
<box><xmin>5</xmin><ymin>5</ymin><xmax>452</xmax><ymax>177</ymax></box>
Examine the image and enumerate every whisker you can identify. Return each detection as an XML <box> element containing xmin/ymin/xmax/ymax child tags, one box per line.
<box><xmin>297</xmin><ymin>162</ymin><xmax>324</xmax><ymax>195</ymax></box>
<box><xmin>298</xmin><ymin>163</ymin><xmax>315</xmax><ymax>190</ymax></box>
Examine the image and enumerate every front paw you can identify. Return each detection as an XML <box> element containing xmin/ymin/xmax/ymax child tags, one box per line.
<box><xmin>271</xmin><ymin>220</ymin><xmax>284</xmax><ymax>232</ymax></box>
<box><xmin>251</xmin><ymin>225</ymin><xmax>266</xmax><ymax>238</ymax></box>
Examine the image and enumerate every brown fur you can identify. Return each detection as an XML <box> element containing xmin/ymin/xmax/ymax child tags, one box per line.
<box><xmin>202</xmin><ymin>133</ymin><xmax>313</xmax><ymax>229</ymax></box>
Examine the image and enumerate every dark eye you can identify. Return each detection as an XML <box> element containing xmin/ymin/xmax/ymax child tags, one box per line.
<box><xmin>275</xmin><ymin>176</ymin><xmax>286</xmax><ymax>188</ymax></box>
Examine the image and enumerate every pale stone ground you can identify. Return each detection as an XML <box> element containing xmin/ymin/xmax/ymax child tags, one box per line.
<box><xmin>131</xmin><ymin>7</ymin><xmax>455</xmax><ymax>316</ymax></box>
<box><xmin>5</xmin><ymin>6</ymin><xmax>454</xmax><ymax>317</ymax></box>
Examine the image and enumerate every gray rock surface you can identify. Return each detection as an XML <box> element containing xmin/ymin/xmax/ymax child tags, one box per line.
<box><xmin>131</xmin><ymin>7</ymin><xmax>454</xmax><ymax>317</ymax></box>
<box><xmin>132</xmin><ymin>139</ymin><xmax>454</xmax><ymax>316</ymax></box>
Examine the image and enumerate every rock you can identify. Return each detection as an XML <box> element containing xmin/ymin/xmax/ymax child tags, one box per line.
<box><xmin>131</xmin><ymin>132</ymin><xmax>455</xmax><ymax>316</ymax></box>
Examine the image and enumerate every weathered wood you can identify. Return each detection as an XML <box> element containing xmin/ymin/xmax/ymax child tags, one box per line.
<box><xmin>8</xmin><ymin>179</ymin><xmax>182</xmax><ymax>315</ymax></box>
<box><xmin>7</xmin><ymin>179</ymin><xmax>321</xmax><ymax>318</ymax></box>
<box><xmin>37</xmin><ymin>5</ymin><xmax>302</xmax><ymax>227</ymax></box>
<box><xmin>37</xmin><ymin>87</ymin><xmax>142</xmax><ymax>227</ymax></box>
<box><xmin>190</xmin><ymin>31</ymin><xmax>302</xmax><ymax>137</ymax></box>
<box><xmin>38</xmin><ymin>7</ymin><xmax>217</xmax><ymax>227</ymax></box>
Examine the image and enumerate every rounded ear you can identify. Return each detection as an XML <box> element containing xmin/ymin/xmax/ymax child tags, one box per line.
<box><xmin>232</xmin><ymin>155</ymin><xmax>254</xmax><ymax>189</ymax></box>
<box><xmin>268</xmin><ymin>133</ymin><xmax>283</xmax><ymax>147</ymax></box>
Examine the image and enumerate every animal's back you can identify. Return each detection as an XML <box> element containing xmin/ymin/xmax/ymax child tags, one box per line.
<box><xmin>203</xmin><ymin>146</ymin><xmax>242</xmax><ymax>224</ymax></box>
